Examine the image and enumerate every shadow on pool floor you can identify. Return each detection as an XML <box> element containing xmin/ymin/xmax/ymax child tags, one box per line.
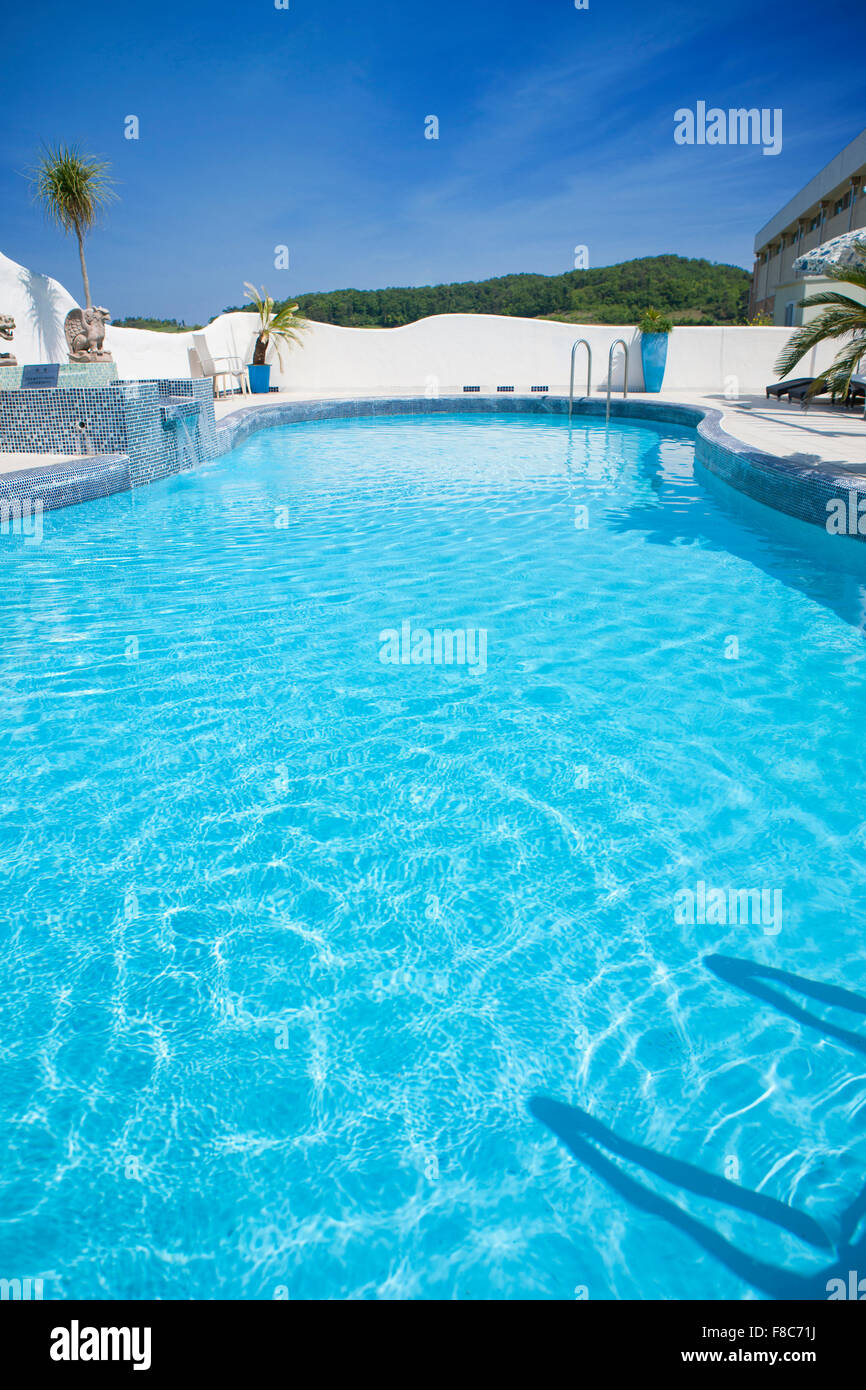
<box><xmin>530</xmin><ymin>956</ymin><xmax>866</xmax><ymax>1300</ymax></box>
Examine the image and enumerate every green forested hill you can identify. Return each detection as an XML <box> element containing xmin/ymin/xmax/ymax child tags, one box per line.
<box><xmin>277</xmin><ymin>256</ymin><xmax>750</xmax><ymax>328</ymax></box>
<box><xmin>112</xmin><ymin>317</ymin><xmax>203</xmax><ymax>332</ymax></box>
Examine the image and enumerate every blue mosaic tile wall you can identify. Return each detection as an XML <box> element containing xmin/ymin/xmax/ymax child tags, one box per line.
<box><xmin>0</xmin><ymin>385</ymin><xmax>128</xmax><ymax>455</ymax></box>
<box><xmin>0</xmin><ymin>454</ymin><xmax>131</xmax><ymax>513</ymax></box>
<box><xmin>123</xmin><ymin>379</ymin><xmax>216</xmax><ymax>485</ymax></box>
<box><xmin>0</xmin><ymin>377</ymin><xmax>217</xmax><ymax>493</ymax></box>
<box><xmin>693</xmin><ymin>417</ymin><xmax>850</xmax><ymax>534</ymax></box>
<box><xmin>0</xmin><ymin>362</ymin><xmax>118</xmax><ymax>391</ymax></box>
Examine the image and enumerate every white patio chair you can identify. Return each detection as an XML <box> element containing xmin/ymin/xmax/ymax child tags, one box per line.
<box><xmin>192</xmin><ymin>334</ymin><xmax>250</xmax><ymax>398</ymax></box>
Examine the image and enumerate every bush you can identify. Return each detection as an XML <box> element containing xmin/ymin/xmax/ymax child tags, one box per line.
<box><xmin>638</xmin><ymin>307</ymin><xmax>674</xmax><ymax>334</ymax></box>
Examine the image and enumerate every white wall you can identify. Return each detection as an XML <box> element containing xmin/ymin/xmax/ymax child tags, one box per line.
<box><xmin>0</xmin><ymin>250</ymin><xmax>78</xmax><ymax>363</ymax></box>
<box><xmin>770</xmin><ymin>274</ymin><xmax>866</xmax><ymax>327</ymax></box>
<box><xmin>261</xmin><ymin>316</ymin><xmax>835</xmax><ymax>396</ymax></box>
<box><xmin>0</xmin><ymin>247</ymin><xmax>836</xmax><ymax>396</ymax></box>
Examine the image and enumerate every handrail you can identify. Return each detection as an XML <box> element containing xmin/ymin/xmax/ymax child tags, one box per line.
<box><xmin>605</xmin><ymin>338</ymin><xmax>630</xmax><ymax>422</ymax></box>
<box><xmin>568</xmin><ymin>339</ymin><xmax>592</xmax><ymax>420</ymax></box>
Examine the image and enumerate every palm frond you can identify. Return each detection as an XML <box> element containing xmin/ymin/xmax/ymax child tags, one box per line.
<box><xmin>28</xmin><ymin>143</ymin><xmax>117</xmax><ymax>234</ymax></box>
<box><xmin>244</xmin><ymin>283</ymin><xmax>309</xmax><ymax>368</ymax></box>
<box><xmin>796</xmin><ymin>289</ymin><xmax>866</xmax><ymax>312</ymax></box>
<box><xmin>797</xmin><ymin>334</ymin><xmax>865</xmax><ymax>404</ymax></box>
<box><xmin>775</xmin><ymin>247</ymin><xmax>866</xmax><ymax>381</ymax></box>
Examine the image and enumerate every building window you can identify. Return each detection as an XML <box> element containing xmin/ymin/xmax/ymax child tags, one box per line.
<box><xmin>784</xmin><ymin>302</ymin><xmax>798</xmax><ymax>327</ymax></box>
<box><xmin>834</xmin><ymin>192</ymin><xmax>851</xmax><ymax>216</ymax></box>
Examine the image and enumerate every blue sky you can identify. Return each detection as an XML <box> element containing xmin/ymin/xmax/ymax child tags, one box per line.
<box><xmin>0</xmin><ymin>0</ymin><xmax>863</xmax><ymax>322</ymax></box>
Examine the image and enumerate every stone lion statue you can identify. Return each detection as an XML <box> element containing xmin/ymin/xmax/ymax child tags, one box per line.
<box><xmin>0</xmin><ymin>313</ymin><xmax>16</xmax><ymax>367</ymax></box>
<box><xmin>64</xmin><ymin>306</ymin><xmax>113</xmax><ymax>362</ymax></box>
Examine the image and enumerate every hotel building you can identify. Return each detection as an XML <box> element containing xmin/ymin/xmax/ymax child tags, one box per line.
<box><xmin>750</xmin><ymin>126</ymin><xmax>866</xmax><ymax>325</ymax></box>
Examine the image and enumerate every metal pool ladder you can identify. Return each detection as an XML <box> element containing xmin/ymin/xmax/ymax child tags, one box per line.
<box><xmin>605</xmin><ymin>338</ymin><xmax>630</xmax><ymax>422</ymax></box>
<box><xmin>568</xmin><ymin>339</ymin><xmax>592</xmax><ymax>421</ymax></box>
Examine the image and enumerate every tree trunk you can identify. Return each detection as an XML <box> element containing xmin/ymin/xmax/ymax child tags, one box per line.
<box><xmin>76</xmin><ymin>225</ymin><xmax>92</xmax><ymax>310</ymax></box>
<box><xmin>252</xmin><ymin>332</ymin><xmax>268</xmax><ymax>366</ymax></box>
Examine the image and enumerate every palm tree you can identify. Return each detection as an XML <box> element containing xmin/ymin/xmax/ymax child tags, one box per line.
<box><xmin>774</xmin><ymin>239</ymin><xmax>866</xmax><ymax>401</ymax></box>
<box><xmin>244</xmin><ymin>283</ymin><xmax>308</xmax><ymax>367</ymax></box>
<box><xmin>28</xmin><ymin>144</ymin><xmax>117</xmax><ymax>310</ymax></box>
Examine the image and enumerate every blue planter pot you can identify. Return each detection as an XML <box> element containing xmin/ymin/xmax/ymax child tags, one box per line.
<box><xmin>247</xmin><ymin>364</ymin><xmax>271</xmax><ymax>394</ymax></box>
<box><xmin>640</xmin><ymin>333</ymin><xmax>669</xmax><ymax>393</ymax></box>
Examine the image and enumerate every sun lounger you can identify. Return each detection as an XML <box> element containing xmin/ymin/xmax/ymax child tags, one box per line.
<box><xmin>787</xmin><ymin>381</ymin><xmax>830</xmax><ymax>403</ymax></box>
<box><xmin>846</xmin><ymin>374</ymin><xmax>865</xmax><ymax>405</ymax></box>
<box><xmin>765</xmin><ymin>377</ymin><xmax>814</xmax><ymax>400</ymax></box>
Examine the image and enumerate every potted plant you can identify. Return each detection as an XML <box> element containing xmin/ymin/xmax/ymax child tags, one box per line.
<box><xmin>244</xmin><ymin>283</ymin><xmax>308</xmax><ymax>394</ymax></box>
<box><xmin>638</xmin><ymin>307</ymin><xmax>673</xmax><ymax>392</ymax></box>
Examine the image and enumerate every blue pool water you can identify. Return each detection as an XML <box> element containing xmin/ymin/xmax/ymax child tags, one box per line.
<box><xmin>3</xmin><ymin>411</ymin><xmax>866</xmax><ymax>1301</ymax></box>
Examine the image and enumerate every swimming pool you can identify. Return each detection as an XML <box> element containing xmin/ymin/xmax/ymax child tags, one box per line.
<box><xmin>2</xmin><ymin>410</ymin><xmax>866</xmax><ymax>1300</ymax></box>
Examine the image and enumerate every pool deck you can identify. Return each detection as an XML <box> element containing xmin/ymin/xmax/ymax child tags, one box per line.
<box><xmin>212</xmin><ymin>387</ymin><xmax>866</xmax><ymax>476</ymax></box>
<box><xmin>0</xmin><ymin>452</ymin><xmax>100</xmax><ymax>476</ymax></box>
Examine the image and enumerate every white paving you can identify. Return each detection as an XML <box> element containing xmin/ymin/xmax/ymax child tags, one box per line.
<box><xmin>0</xmin><ymin>452</ymin><xmax>98</xmax><ymax>476</ymax></box>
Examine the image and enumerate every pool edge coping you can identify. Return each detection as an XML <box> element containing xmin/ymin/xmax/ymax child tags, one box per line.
<box><xmin>0</xmin><ymin>451</ymin><xmax>131</xmax><ymax>514</ymax></box>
